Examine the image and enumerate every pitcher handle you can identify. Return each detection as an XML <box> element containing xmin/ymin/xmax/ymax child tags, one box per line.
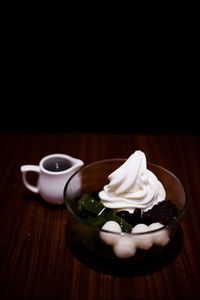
<box><xmin>20</xmin><ymin>165</ymin><xmax>40</xmax><ymax>193</ymax></box>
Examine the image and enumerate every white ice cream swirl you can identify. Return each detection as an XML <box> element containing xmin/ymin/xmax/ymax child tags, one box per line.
<box><xmin>99</xmin><ymin>150</ymin><xmax>166</xmax><ymax>212</ymax></box>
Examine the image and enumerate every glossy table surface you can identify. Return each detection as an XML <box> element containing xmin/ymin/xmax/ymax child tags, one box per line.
<box><xmin>0</xmin><ymin>133</ymin><xmax>200</xmax><ymax>300</ymax></box>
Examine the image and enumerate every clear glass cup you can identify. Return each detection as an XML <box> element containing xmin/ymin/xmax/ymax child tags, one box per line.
<box><xmin>64</xmin><ymin>159</ymin><xmax>188</xmax><ymax>274</ymax></box>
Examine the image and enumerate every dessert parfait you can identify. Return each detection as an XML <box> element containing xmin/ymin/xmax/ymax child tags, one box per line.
<box><xmin>64</xmin><ymin>150</ymin><xmax>187</xmax><ymax>260</ymax></box>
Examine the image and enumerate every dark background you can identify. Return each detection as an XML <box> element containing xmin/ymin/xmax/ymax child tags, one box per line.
<box><xmin>0</xmin><ymin>9</ymin><xmax>199</xmax><ymax>135</ymax></box>
<box><xmin>1</xmin><ymin>47</ymin><xmax>199</xmax><ymax>134</ymax></box>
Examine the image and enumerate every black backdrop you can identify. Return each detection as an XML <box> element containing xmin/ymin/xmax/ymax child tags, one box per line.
<box><xmin>1</xmin><ymin>10</ymin><xmax>199</xmax><ymax>135</ymax></box>
<box><xmin>1</xmin><ymin>61</ymin><xmax>199</xmax><ymax>134</ymax></box>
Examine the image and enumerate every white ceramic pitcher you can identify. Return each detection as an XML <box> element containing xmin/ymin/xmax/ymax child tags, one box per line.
<box><xmin>21</xmin><ymin>153</ymin><xmax>84</xmax><ymax>205</ymax></box>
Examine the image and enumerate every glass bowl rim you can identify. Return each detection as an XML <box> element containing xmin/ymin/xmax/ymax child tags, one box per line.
<box><xmin>64</xmin><ymin>158</ymin><xmax>188</xmax><ymax>236</ymax></box>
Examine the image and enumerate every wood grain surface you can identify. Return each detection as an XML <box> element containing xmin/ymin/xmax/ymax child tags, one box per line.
<box><xmin>0</xmin><ymin>133</ymin><xmax>199</xmax><ymax>300</ymax></box>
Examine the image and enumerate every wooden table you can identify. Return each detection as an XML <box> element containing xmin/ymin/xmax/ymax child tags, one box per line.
<box><xmin>0</xmin><ymin>133</ymin><xmax>199</xmax><ymax>300</ymax></box>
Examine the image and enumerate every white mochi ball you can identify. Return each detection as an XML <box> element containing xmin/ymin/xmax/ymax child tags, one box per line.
<box><xmin>131</xmin><ymin>224</ymin><xmax>153</xmax><ymax>250</ymax></box>
<box><xmin>100</xmin><ymin>221</ymin><xmax>122</xmax><ymax>245</ymax></box>
<box><xmin>149</xmin><ymin>222</ymin><xmax>170</xmax><ymax>246</ymax></box>
<box><xmin>113</xmin><ymin>236</ymin><xmax>136</xmax><ymax>258</ymax></box>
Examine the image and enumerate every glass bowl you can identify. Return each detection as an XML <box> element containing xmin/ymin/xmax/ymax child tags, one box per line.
<box><xmin>64</xmin><ymin>159</ymin><xmax>188</xmax><ymax>273</ymax></box>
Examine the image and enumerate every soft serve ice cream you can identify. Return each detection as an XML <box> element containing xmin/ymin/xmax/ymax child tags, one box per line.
<box><xmin>99</xmin><ymin>150</ymin><xmax>170</xmax><ymax>258</ymax></box>
<box><xmin>99</xmin><ymin>150</ymin><xmax>166</xmax><ymax>212</ymax></box>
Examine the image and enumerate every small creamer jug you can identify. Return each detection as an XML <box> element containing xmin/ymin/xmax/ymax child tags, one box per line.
<box><xmin>20</xmin><ymin>153</ymin><xmax>84</xmax><ymax>205</ymax></box>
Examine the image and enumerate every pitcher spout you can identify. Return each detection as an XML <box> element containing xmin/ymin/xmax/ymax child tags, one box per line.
<box><xmin>70</xmin><ymin>157</ymin><xmax>84</xmax><ymax>172</ymax></box>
